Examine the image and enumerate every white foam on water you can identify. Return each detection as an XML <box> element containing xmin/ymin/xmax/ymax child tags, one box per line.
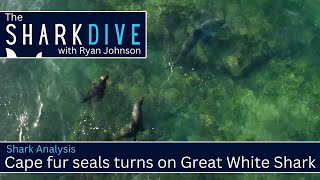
<box><xmin>33</xmin><ymin>94</ymin><xmax>43</xmax><ymax>128</ymax></box>
<box><xmin>45</xmin><ymin>59</ymin><xmax>61</xmax><ymax>73</ymax></box>
<box><xmin>160</xmin><ymin>57</ymin><xmax>174</xmax><ymax>89</ymax></box>
<box><xmin>17</xmin><ymin>111</ymin><xmax>29</xmax><ymax>142</ymax></box>
<box><xmin>45</xmin><ymin>60</ymin><xmax>62</xmax><ymax>101</ymax></box>
<box><xmin>0</xmin><ymin>59</ymin><xmax>6</xmax><ymax>64</ymax></box>
<box><xmin>59</xmin><ymin>110</ymin><xmax>67</xmax><ymax>141</ymax></box>
<box><xmin>44</xmin><ymin>59</ymin><xmax>68</xmax><ymax>141</ymax></box>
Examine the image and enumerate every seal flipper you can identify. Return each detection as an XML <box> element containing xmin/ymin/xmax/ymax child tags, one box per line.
<box><xmin>96</xmin><ymin>83</ymin><xmax>107</xmax><ymax>100</ymax></box>
<box><xmin>81</xmin><ymin>91</ymin><xmax>92</xmax><ymax>103</ymax></box>
<box><xmin>96</xmin><ymin>92</ymin><xmax>105</xmax><ymax>101</ymax></box>
<box><xmin>138</xmin><ymin>123</ymin><xmax>145</xmax><ymax>132</ymax></box>
<box><xmin>81</xmin><ymin>84</ymin><xmax>98</xmax><ymax>103</ymax></box>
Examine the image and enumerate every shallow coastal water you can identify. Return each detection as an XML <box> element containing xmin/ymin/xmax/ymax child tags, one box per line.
<box><xmin>1</xmin><ymin>0</ymin><xmax>320</xmax><ymax>179</ymax></box>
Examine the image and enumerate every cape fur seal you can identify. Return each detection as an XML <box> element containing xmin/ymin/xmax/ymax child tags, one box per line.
<box><xmin>81</xmin><ymin>75</ymin><xmax>109</xmax><ymax>103</ymax></box>
<box><xmin>113</xmin><ymin>97</ymin><xmax>145</xmax><ymax>141</ymax></box>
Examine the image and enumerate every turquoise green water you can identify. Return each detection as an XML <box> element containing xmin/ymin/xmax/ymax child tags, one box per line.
<box><xmin>1</xmin><ymin>0</ymin><xmax>320</xmax><ymax>179</ymax></box>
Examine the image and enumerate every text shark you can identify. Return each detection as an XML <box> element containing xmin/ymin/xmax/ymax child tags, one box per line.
<box><xmin>5</xmin><ymin>24</ymin><xmax>141</xmax><ymax>46</ymax></box>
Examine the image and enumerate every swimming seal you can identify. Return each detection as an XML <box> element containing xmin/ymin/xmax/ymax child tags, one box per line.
<box><xmin>172</xmin><ymin>19</ymin><xmax>225</xmax><ymax>67</ymax></box>
<box><xmin>81</xmin><ymin>75</ymin><xmax>109</xmax><ymax>103</ymax></box>
<box><xmin>113</xmin><ymin>97</ymin><xmax>145</xmax><ymax>141</ymax></box>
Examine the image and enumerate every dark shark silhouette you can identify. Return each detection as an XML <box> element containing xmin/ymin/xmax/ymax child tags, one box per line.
<box><xmin>172</xmin><ymin>19</ymin><xmax>225</xmax><ymax>67</ymax></box>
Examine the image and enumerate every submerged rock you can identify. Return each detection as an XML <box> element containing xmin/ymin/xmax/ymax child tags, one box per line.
<box><xmin>223</xmin><ymin>54</ymin><xmax>246</xmax><ymax>77</ymax></box>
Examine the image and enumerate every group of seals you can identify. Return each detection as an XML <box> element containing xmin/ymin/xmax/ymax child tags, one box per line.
<box><xmin>79</xmin><ymin>19</ymin><xmax>224</xmax><ymax>141</ymax></box>
<box><xmin>81</xmin><ymin>75</ymin><xmax>145</xmax><ymax>141</ymax></box>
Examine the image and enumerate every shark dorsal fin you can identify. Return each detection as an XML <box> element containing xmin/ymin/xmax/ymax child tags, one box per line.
<box><xmin>36</xmin><ymin>52</ymin><xmax>43</xmax><ymax>58</ymax></box>
<box><xmin>5</xmin><ymin>48</ymin><xmax>17</xmax><ymax>58</ymax></box>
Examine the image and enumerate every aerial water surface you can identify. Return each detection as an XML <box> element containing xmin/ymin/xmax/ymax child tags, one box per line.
<box><xmin>1</xmin><ymin>0</ymin><xmax>320</xmax><ymax>179</ymax></box>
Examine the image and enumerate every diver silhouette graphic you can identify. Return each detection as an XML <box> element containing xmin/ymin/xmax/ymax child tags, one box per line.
<box><xmin>5</xmin><ymin>48</ymin><xmax>43</xmax><ymax>58</ymax></box>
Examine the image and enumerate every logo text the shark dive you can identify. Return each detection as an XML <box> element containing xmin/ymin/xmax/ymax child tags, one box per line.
<box><xmin>0</xmin><ymin>11</ymin><xmax>147</xmax><ymax>59</ymax></box>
